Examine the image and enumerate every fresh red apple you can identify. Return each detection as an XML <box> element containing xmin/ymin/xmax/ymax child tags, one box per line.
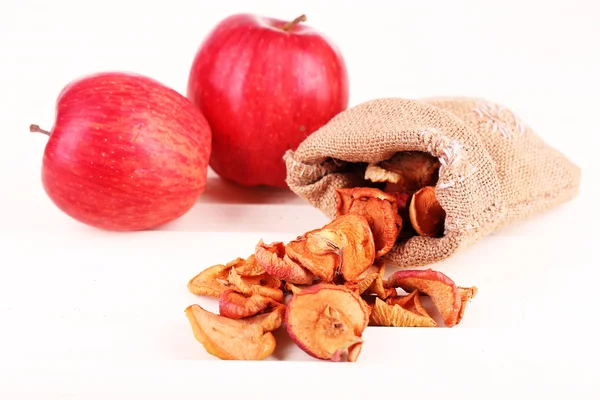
<box><xmin>187</xmin><ymin>13</ymin><xmax>349</xmax><ymax>187</ymax></box>
<box><xmin>33</xmin><ymin>72</ymin><xmax>212</xmax><ymax>231</ymax></box>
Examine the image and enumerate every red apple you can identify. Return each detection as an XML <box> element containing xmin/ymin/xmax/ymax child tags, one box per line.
<box><xmin>187</xmin><ymin>13</ymin><xmax>349</xmax><ymax>187</ymax></box>
<box><xmin>33</xmin><ymin>72</ymin><xmax>212</xmax><ymax>231</ymax></box>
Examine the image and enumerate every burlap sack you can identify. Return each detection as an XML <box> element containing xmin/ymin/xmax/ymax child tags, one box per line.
<box><xmin>283</xmin><ymin>97</ymin><xmax>581</xmax><ymax>268</ymax></box>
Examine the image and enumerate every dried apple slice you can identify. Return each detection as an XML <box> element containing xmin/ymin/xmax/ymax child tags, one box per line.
<box><xmin>187</xmin><ymin>264</ymin><xmax>232</xmax><ymax>298</ymax></box>
<box><xmin>378</xmin><ymin>151</ymin><xmax>440</xmax><ymax>192</ymax></box>
<box><xmin>344</xmin><ymin>264</ymin><xmax>380</xmax><ymax>295</ymax></box>
<box><xmin>185</xmin><ymin>304</ymin><xmax>276</xmax><ymax>360</ymax></box>
<box><xmin>228</xmin><ymin>254</ymin><xmax>265</xmax><ymax>277</ymax></box>
<box><xmin>456</xmin><ymin>286</ymin><xmax>478</xmax><ymax>324</ymax></box>
<box><xmin>409</xmin><ymin>186</ymin><xmax>446</xmax><ymax>237</ymax></box>
<box><xmin>285</xmin><ymin>284</ymin><xmax>369</xmax><ymax>362</ymax></box>
<box><xmin>245</xmin><ymin>305</ymin><xmax>286</xmax><ymax>331</ymax></box>
<box><xmin>285</xmin><ymin>230</ymin><xmax>341</xmax><ymax>282</ymax></box>
<box><xmin>320</xmin><ymin>214</ymin><xmax>376</xmax><ymax>281</ymax></box>
<box><xmin>369</xmin><ymin>298</ymin><xmax>436</xmax><ymax>327</ymax></box>
<box><xmin>228</xmin><ymin>268</ymin><xmax>284</xmax><ymax>303</ymax></box>
<box><xmin>219</xmin><ymin>290</ymin><xmax>277</xmax><ymax>319</ymax></box>
<box><xmin>255</xmin><ymin>240</ymin><xmax>314</xmax><ymax>285</ymax></box>
<box><xmin>386</xmin><ymin>289</ymin><xmax>430</xmax><ymax>318</ymax></box>
<box><xmin>283</xmin><ymin>282</ymin><xmax>308</xmax><ymax>295</ymax></box>
<box><xmin>387</xmin><ymin>269</ymin><xmax>461</xmax><ymax>327</ymax></box>
<box><xmin>364</xmin><ymin>163</ymin><xmax>401</xmax><ymax>183</ymax></box>
<box><xmin>335</xmin><ymin>187</ymin><xmax>402</xmax><ymax>257</ymax></box>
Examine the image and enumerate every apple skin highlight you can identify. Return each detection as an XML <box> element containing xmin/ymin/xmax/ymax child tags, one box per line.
<box><xmin>187</xmin><ymin>13</ymin><xmax>349</xmax><ymax>188</ymax></box>
<box><xmin>39</xmin><ymin>72</ymin><xmax>212</xmax><ymax>231</ymax></box>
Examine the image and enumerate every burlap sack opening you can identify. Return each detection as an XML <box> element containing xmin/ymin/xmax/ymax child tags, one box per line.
<box><xmin>284</xmin><ymin>97</ymin><xmax>581</xmax><ymax>268</ymax></box>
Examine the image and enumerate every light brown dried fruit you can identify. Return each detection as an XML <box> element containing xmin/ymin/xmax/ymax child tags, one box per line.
<box><xmin>456</xmin><ymin>286</ymin><xmax>478</xmax><ymax>324</ymax></box>
<box><xmin>285</xmin><ymin>229</ymin><xmax>341</xmax><ymax>282</ymax></box>
<box><xmin>364</xmin><ymin>163</ymin><xmax>401</xmax><ymax>183</ymax></box>
<box><xmin>335</xmin><ymin>187</ymin><xmax>402</xmax><ymax>257</ymax></box>
<box><xmin>378</xmin><ymin>151</ymin><xmax>440</xmax><ymax>192</ymax></box>
<box><xmin>219</xmin><ymin>290</ymin><xmax>276</xmax><ymax>319</ymax></box>
<box><xmin>185</xmin><ymin>304</ymin><xmax>276</xmax><ymax>360</ymax></box>
<box><xmin>285</xmin><ymin>284</ymin><xmax>369</xmax><ymax>362</ymax></box>
<box><xmin>387</xmin><ymin>269</ymin><xmax>462</xmax><ymax>327</ymax></box>
<box><xmin>244</xmin><ymin>305</ymin><xmax>286</xmax><ymax>332</ymax></box>
<box><xmin>319</xmin><ymin>214</ymin><xmax>376</xmax><ymax>281</ymax></box>
<box><xmin>369</xmin><ymin>298</ymin><xmax>437</xmax><ymax>327</ymax></box>
<box><xmin>255</xmin><ymin>240</ymin><xmax>314</xmax><ymax>285</ymax></box>
<box><xmin>228</xmin><ymin>268</ymin><xmax>285</xmax><ymax>303</ymax></box>
<box><xmin>362</xmin><ymin>261</ymin><xmax>396</xmax><ymax>299</ymax></box>
<box><xmin>283</xmin><ymin>282</ymin><xmax>308</xmax><ymax>295</ymax></box>
<box><xmin>228</xmin><ymin>254</ymin><xmax>265</xmax><ymax>277</ymax></box>
<box><xmin>386</xmin><ymin>289</ymin><xmax>430</xmax><ymax>318</ymax></box>
<box><xmin>409</xmin><ymin>186</ymin><xmax>446</xmax><ymax>237</ymax></box>
<box><xmin>344</xmin><ymin>264</ymin><xmax>380</xmax><ymax>295</ymax></box>
<box><xmin>187</xmin><ymin>264</ymin><xmax>232</xmax><ymax>298</ymax></box>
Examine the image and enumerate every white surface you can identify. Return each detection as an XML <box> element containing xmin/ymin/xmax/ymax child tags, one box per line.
<box><xmin>1</xmin><ymin>0</ymin><xmax>600</xmax><ymax>398</ymax></box>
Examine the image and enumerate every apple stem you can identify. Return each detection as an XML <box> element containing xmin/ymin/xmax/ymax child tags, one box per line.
<box><xmin>29</xmin><ymin>124</ymin><xmax>51</xmax><ymax>136</ymax></box>
<box><xmin>282</xmin><ymin>14</ymin><xmax>307</xmax><ymax>31</ymax></box>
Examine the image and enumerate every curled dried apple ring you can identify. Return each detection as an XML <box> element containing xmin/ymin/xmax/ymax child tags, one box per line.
<box><xmin>219</xmin><ymin>290</ymin><xmax>279</xmax><ymax>319</ymax></box>
<box><xmin>285</xmin><ymin>229</ymin><xmax>341</xmax><ymax>282</ymax></box>
<box><xmin>387</xmin><ymin>269</ymin><xmax>462</xmax><ymax>327</ymax></box>
<box><xmin>185</xmin><ymin>304</ymin><xmax>276</xmax><ymax>360</ymax></box>
<box><xmin>255</xmin><ymin>240</ymin><xmax>314</xmax><ymax>285</ymax></box>
<box><xmin>335</xmin><ymin>187</ymin><xmax>402</xmax><ymax>257</ymax></box>
<box><xmin>228</xmin><ymin>268</ymin><xmax>284</xmax><ymax>303</ymax></box>
<box><xmin>409</xmin><ymin>186</ymin><xmax>446</xmax><ymax>237</ymax></box>
<box><xmin>285</xmin><ymin>284</ymin><xmax>369</xmax><ymax>362</ymax></box>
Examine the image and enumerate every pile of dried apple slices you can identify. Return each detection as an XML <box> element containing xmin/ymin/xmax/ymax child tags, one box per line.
<box><xmin>185</xmin><ymin>156</ymin><xmax>477</xmax><ymax>362</ymax></box>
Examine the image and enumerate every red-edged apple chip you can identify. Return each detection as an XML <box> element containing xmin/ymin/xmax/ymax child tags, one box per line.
<box><xmin>369</xmin><ymin>298</ymin><xmax>436</xmax><ymax>327</ymax></box>
<box><xmin>219</xmin><ymin>290</ymin><xmax>278</xmax><ymax>319</ymax></box>
<box><xmin>228</xmin><ymin>268</ymin><xmax>284</xmax><ymax>303</ymax></box>
<box><xmin>387</xmin><ymin>269</ymin><xmax>461</xmax><ymax>327</ymax></box>
<box><xmin>335</xmin><ymin>187</ymin><xmax>402</xmax><ymax>257</ymax></box>
<box><xmin>187</xmin><ymin>264</ymin><xmax>232</xmax><ymax>298</ymax></box>
<box><xmin>185</xmin><ymin>304</ymin><xmax>276</xmax><ymax>360</ymax></box>
<box><xmin>457</xmin><ymin>286</ymin><xmax>478</xmax><ymax>324</ymax></box>
<box><xmin>285</xmin><ymin>284</ymin><xmax>369</xmax><ymax>362</ymax></box>
<box><xmin>255</xmin><ymin>240</ymin><xmax>314</xmax><ymax>285</ymax></box>
<box><xmin>409</xmin><ymin>186</ymin><xmax>446</xmax><ymax>237</ymax></box>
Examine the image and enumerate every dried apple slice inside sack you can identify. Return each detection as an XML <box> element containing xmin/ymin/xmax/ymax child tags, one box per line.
<box><xmin>387</xmin><ymin>269</ymin><xmax>462</xmax><ymax>327</ymax></box>
<box><xmin>335</xmin><ymin>187</ymin><xmax>402</xmax><ymax>257</ymax></box>
<box><xmin>285</xmin><ymin>284</ymin><xmax>369</xmax><ymax>362</ymax></box>
<box><xmin>375</xmin><ymin>151</ymin><xmax>440</xmax><ymax>192</ymax></box>
<box><xmin>409</xmin><ymin>186</ymin><xmax>446</xmax><ymax>237</ymax></box>
<box><xmin>185</xmin><ymin>304</ymin><xmax>277</xmax><ymax>361</ymax></box>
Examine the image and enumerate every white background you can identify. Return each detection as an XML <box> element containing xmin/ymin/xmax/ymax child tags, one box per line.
<box><xmin>1</xmin><ymin>0</ymin><xmax>599</xmax><ymax>398</ymax></box>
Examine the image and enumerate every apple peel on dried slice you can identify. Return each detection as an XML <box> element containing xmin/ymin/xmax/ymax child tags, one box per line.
<box><xmin>187</xmin><ymin>264</ymin><xmax>232</xmax><ymax>298</ymax></box>
<box><xmin>369</xmin><ymin>298</ymin><xmax>437</xmax><ymax>327</ymax></box>
<box><xmin>228</xmin><ymin>268</ymin><xmax>284</xmax><ymax>303</ymax></box>
<box><xmin>219</xmin><ymin>289</ymin><xmax>280</xmax><ymax>319</ymax></box>
<box><xmin>409</xmin><ymin>186</ymin><xmax>446</xmax><ymax>238</ymax></box>
<box><xmin>335</xmin><ymin>188</ymin><xmax>402</xmax><ymax>257</ymax></box>
<box><xmin>255</xmin><ymin>240</ymin><xmax>314</xmax><ymax>285</ymax></box>
<box><xmin>387</xmin><ymin>269</ymin><xmax>462</xmax><ymax>327</ymax></box>
<box><xmin>185</xmin><ymin>304</ymin><xmax>276</xmax><ymax>361</ymax></box>
<box><xmin>285</xmin><ymin>284</ymin><xmax>369</xmax><ymax>362</ymax></box>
